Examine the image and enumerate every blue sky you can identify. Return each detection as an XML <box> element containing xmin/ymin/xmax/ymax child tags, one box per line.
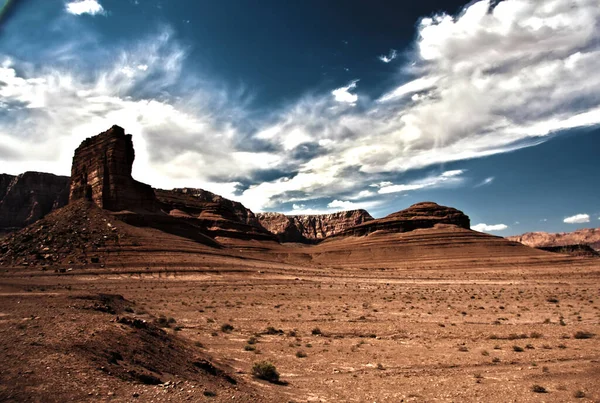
<box><xmin>0</xmin><ymin>0</ymin><xmax>598</xmax><ymax>235</ymax></box>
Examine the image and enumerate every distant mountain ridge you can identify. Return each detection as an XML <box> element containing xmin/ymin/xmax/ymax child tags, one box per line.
<box><xmin>507</xmin><ymin>228</ymin><xmax>600</xmax><ymax>251</ymax></box>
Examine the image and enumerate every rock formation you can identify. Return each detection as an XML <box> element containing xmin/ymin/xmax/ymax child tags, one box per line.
<box><xmin>331</xmin><ymin>202</ymin><xmax>470</xmax><ymax>238</ymax></box>
<box><xmin>0</xmin><ymin>172</ymin><xmax>69</xmax><ymax>231</ymax></box>
<box><xmin>154</xmin><ymin>188</ymin><xmax>274</xmax><ymax>241</ymax></box>
<box><xmin>155</xmin><ymin>188</ymin><xmax>260</xmax><ymax>226</ymax></box>
<box><xmin>256</xmin><ymin>210</ymin><xmax>374</xmax><ymax>243</ymax></box>
<box><xmin>69</xmin><ymin>125</ymin><xmax>157</xmax><ymax>212</ymax></box>
<box><xmin>507</xmin><ymin>228</ymin><xmax>600</xmax><ymax>252</ymax></box>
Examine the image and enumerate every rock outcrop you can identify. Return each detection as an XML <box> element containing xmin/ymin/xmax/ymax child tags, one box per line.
<box><xmin>69</xmin><ymin>125</ymin><xmax>157</xmax><ymax>212</ymax></box>
<box><xmin>0</xmin><ymin>172</ymin><xmax>69</xmax><ymax>231</ymax></box>
<box><xmin>256</xmin><ymin>210</ymin><xmax>374</xmax><ymax>243</ymax></box>
<box><xmin>331</xmin><ymin>202</ymin><xmax>470</xmax><ymax>238</ymax></box>
<box><xmin>507</xmin><ymin>228</ymin><xmax>600</xmax><ymax>252</ymax></box>
<box><xmin>154</xmin><ymin>188</ymin><xmax>274</xmax><ymax>241</ymax></box>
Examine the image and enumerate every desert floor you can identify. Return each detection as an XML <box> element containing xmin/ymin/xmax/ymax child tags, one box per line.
<box><xmin>1</xmin><ymin>244</ymin><xmax>599</xmax><ymax>402</ymax></box>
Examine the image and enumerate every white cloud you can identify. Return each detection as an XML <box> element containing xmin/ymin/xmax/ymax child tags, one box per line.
<box><xmin>327</xmin><ymin>200</ymin><xmax>357</xmax><ymax>210</ymax></box>
<box><xmin>564</xmin><ymin>213</ymin><xmax>590</xmax><ymax>224</ymax></box>
<box><xmin>472</xmin><ymin>223</ymin><xmax>508</xmax><ymax>232</ymax></box>
<box><xmin>65</xmin><ymin>0</ymin><xmax>106</xmax><ymax>16</ymax></box>
<box><xmin>475</xmin><ymin>176</ymin><xmax>494</xmax><ymax>187</ymax></box>
<box><xmin>3</xmin><ymin>0</ymin><xmax>600</xmax><ymax>213</ymax></box>
<box><xmin>378</xmin><ymin>170</ymin><xmax>465</xmax><ymax>194</ymax></box>
<box><xmin>331</xmin><ymin>80</ymin><xmax>359</xmax><ymax>104</ymax></box>
<box><xmin>378</xmin><ymin>49</ymin><xmax>398</xmax><ymax>63</ymax></box>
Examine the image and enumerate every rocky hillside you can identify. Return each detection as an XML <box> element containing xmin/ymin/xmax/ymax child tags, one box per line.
<box><xmin>507</xmin><ymin>228</ymin><xmax>600</xmax><ymax>251</ymax></box>
<box><xmin>0</xmin><ymin>172</ymin><xmax>69</xmax><ymax>231</ymax></box>
<box><xmin>256</xmin><ymin>210</ymin><xmax>374</xmax><ymax>243</ymax></box>
<box><xmin>154</xmin><ymin>188</ymin><xmax>273</xmax><ymax>241</ymax></box>
<box><xmin>330</xmin><ymin>202</ymin><xmax>470</xmax><ymax>238</ymax></box>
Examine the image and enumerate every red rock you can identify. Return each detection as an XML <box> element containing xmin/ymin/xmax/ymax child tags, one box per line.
<box><xmin>0</xmin><ymin>172</ymin><xmax>69</xmax><ymax>231</ymax></box>
<box><xmin>69</xmin><ymin>125</ymin><xmax>157</xmax><ymax>212</ymax></box>
<box><xmin>154</xmin><ymin>188</ymin><xmax>274</xmax><ymax>241</ymax></box>
<box><xmin>256</xmin><ymin>210</ymin><xmax>374</xmax><ymax>243</ymax></box>
<box><xmin>507</xmin><ymin>228</ymin><xmax>600</xmax><ymax>251</ymax></box>
<box><xmin>332</xmin><ymin>202</ymin><xmax>470</xmax><ymax>238</ymax></box>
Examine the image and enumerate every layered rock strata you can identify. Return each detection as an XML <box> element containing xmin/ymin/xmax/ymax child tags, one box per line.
<box><xmin>331</xmin><ymin>202</ymin><xmax>470</xmax><ymax>238</ymax></box>
<box><xmin>256</xmin><ymin>210</ymin><xmax>374</xmax><ymax>243</ymax></box>
<box><xmin>69</xmin><ymin>125</ymin><xmax>157</xmax><ymax>212</ymax></box>
<box><xmin>0</xmin><ymin>172</ymin><xmax>69</xmax><ymax>230</ymax></box>
<box><xmin>508</xmin><ymin>228</ymin><xmax>600</xmax><ymax>251</ymax></box>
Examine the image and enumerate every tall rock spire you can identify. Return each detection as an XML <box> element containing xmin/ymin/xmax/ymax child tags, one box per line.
<box><xmin>69</xmin><ymin>125</ymin><xmax>157</xmax><ymax>212</ymax></box>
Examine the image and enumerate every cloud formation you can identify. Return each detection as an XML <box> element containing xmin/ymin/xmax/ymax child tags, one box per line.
<box><xmin>563</xmin><ymin>213</ymin><xmax>590</xmax><ymax>224</ymax></box>
<box><xmin>65</xmin><ymin>0</ymin><xmax>105</xmax><ymax>16</ymax></box>
<box><xmin>475</xmin><ymin>177</ymin><xmax>494</xmax><ymax>187</ymax></box>
<box><xmin>471</xmin><ymin>223</ymin><xmax>508</xmax><ymax>232</ymax></box>
<box><xmin>377</xmin><ymin>170</ymin><xmax>465</xmax><ymax>194</ymax></box>
<box><xmin>331</xmin><ymin>80</ymin><xmax>359</xmax><ymax>104</ymax></box>
<box><xmin>378</xmin><ymin>49</ymin><xmax>397</xmax><ymax>63</ymax></box>
<box><xmin>2</xmin><ymin>0</ymin><xmax>600</xmax><ymax>214</ymax></box>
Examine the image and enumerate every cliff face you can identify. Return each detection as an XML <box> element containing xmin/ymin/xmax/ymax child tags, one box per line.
<box><xmin>155</xmin><ymin>188</ymin><xmax>260</xmax><ymax>226</ymax></box>
<box><xmin>0</xmin><ymin>172</ymin><xmax>69</xmax><ymax>230</ymax></box>
<box><xmin>256</xmin><ymin>210</ymin><xmax>374</xmax><ymax>243</ymax></box>
<box><xmin>154</xmin><ymin>188</ymin><xmax>275</xmax><ymax>241</ymax></box>
<box><xmin>332</xmin><ymin>202</ymin><xmax>470</xmax><ymax>238</ymax></box>
<box><xmin>69</xmin><ymin>125</ymin><xmax>157</xmax><ymax>212</ymax></box>
<box><xmin>507</xmin><ymin>228</ymin><xmax>600</xmax><ymax>251</ymax></box>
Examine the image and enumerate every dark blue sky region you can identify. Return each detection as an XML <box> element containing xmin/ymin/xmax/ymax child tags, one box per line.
<box><xmin>0</xmin><ymin>0</ymin><xmax>598</xmax><ymax>235</ymax></box>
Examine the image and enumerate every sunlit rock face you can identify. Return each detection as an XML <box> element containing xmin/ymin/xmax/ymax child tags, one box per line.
<box><xmin>256</xmin><ymin>210</ymin><xmax>374</xmax><ymax>243</ymax></box>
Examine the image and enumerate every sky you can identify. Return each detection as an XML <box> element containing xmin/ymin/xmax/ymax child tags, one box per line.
<box><xmin>0</xmin><ymin>0</ymin><xmax>599</xmax><ymax>236</ymax></box>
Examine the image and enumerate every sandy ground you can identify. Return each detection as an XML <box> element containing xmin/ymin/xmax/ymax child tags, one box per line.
<box><xmin>1</xmin><ymin>212</ymin><xmax>599</xmax><ymax>402</ymax></box>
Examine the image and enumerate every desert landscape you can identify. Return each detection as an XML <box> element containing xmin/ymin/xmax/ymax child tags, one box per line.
<box><xmin>0</xmin><ymin>126</ymin><xmax>598</xmax><ymax>402</ymax></box>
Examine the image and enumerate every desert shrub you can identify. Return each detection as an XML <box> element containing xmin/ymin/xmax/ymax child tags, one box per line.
<box><xmin>252</xmin><ymin>361</ymin><xmax>279</xmax><ymax>383</ymax></box>
<box><xmin>513</xmin><ymin>345</ymin><xmax>524</xmax><ymax>352</ymax></box>
<box><xmin>295</xmin><ymin>350</ymin><xmax>307</xmax><ymax>358</ymax></box>
<box><xmin>546</xmin><ymin>297</ymin><xmax>559</xmax><ymax>303</ymax></box>
<box><xmin>574</xmin><ymin>390</ymin><xmax>586</xmax><ymax>398</ymax></box>
<box><xmin>311</xmin><ymin>327</ymin><xmax>322</xmax><ymax>335</ymax></box>
<box><xmin>221</xmin><ymin>323</ymin><xmax>234</xmax><ymax>333</ymax></box>
<box><xmin>531</xmin><ymin>385</ymin><xmax>547</xmax><ymax>393</ymax></box>
<box><xmin>530</xmin><ymin>332</ymin><xmax>543</xmax><ymax>339</ymax></box>
<box><xmin>247</xmin><ymin>336</ymin><xmax>257</xmax><ymax>345</ymax></box>
<box><xmin>264</xmin><ymin>326</ymin><xmax>283</xmax><ymax>335</ymax></box>
<box><xmin>574</xmin><ymin>331</ymin><xmax>594</xmax><ymax>339</ymax></box>
<box><xmin>244</xmin><ymin>345</ymin><xmax>256</xmax><ymax>351</ymax></box>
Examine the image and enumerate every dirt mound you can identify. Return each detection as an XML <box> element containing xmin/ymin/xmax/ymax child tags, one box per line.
<box><xmin>312</xmin><ymin>225</ymin><xmax>557</xmax><ymax>268</ymax></box>
<box><xmin>537</xmin><ymin>244</ymin><xmax>599</xmax><ymax>257</ymax></box>
<box><xmin>0</xmin><ymin>200</ymin><xmax>131</xmax><ymax>268</ymax></box>
<box><xmin>0</xmin><ymin>291</ymin><xmax>274</xmax><ymax>402</ymax></box>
